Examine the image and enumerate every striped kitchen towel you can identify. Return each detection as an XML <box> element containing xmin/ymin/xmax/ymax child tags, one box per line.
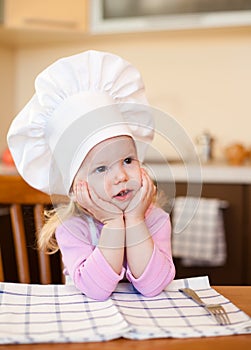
<box><xmin>172</xmin><ymin>196</ymin><xmax>227</xmax><ymax>266</ymax></box>
<box><xmin>0</xmin><ymin>276</ymin><xmax>251</xmax><ymax>344</ymax></box>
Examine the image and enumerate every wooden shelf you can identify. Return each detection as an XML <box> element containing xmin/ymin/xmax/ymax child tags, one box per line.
<box><xmin>0</xmin><ymin>26</ymin><xmax>90</xmax><ymax>47</ymax></box>
<box><xmin>0</xmin><ymin>0</ymin><xmax>89</xmax><ymax>47</ymax></box>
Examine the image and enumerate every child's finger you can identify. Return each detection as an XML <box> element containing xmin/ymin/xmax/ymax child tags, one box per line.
<box><xmin>141</xmin><ymin>169</ymin><xmax>156</xmax><ymax>202</ymax></box>
<box><xmin>75</xmin><ymin>181</ymin><xmax>91</xmax><ymax>207</ymax></box>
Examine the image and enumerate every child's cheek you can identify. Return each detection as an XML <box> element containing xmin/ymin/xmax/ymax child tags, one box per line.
<box><xmin>89</xmin><ymin>178</ymin><xmax>107</xmax><ymax>199</ymax></box>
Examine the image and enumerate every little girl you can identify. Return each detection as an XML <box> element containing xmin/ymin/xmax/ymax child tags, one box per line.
<box><xmin>7</xmin><ymin>50</ymin><xmax>175</xmax><ymax>300</ymax></box>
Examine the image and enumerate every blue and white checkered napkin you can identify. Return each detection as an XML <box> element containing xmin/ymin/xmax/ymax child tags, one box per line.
<box><xmin>0</xmin><ymin>276</ymin><xmax>250</xmax><ymax>344</ymax></box>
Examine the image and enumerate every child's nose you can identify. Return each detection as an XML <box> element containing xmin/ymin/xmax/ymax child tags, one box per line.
<box><xmin>114</xmin><ymin>165</ymin><xmax>128</xmax><ymax>184</ymax></box>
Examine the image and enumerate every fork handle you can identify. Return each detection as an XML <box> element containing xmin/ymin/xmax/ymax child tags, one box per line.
<box><xmin>179</xmin><ymin>288</ymin><xmax>205</xmax><ymax>306</ymax></box>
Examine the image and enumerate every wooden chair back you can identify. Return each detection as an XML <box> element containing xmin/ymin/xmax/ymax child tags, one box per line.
<box><xmin>0</xmin><ymin>174</ymin><xmax>64</xmax><ymax>284</ymax></box>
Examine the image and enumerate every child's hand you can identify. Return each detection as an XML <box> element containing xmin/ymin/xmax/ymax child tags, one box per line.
<box><xmin>74</xmin><ymin>181</ymin><xmax>124</xmax><ymax>225</ymax></box>
<box><xmin>124</xmin><ymin>169</ymin><xmax>156</xmax><ymax>224</ymax></box>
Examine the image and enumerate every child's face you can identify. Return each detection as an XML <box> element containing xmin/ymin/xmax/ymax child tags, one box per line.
<box><xmin>74</xmin><ymin>136</ymin><xmax>142</xmax><ymax>211</ymax></box>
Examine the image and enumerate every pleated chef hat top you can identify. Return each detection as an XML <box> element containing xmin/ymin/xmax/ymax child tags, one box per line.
<box><xmin>7</xmin><ymin>50</ymin><xmax>154</xmax><ymax>196</ymax></box>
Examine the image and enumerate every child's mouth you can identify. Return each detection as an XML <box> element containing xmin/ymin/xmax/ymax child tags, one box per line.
<box><xmin>114</xmin><ymin>189</ymin><xmax>132</xmax><ymax>201</ymax></box>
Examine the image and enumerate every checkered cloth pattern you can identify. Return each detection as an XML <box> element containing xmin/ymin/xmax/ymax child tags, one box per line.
<box><xmin>0</xmin><ymin>276</ymin><xmax>250</xmax><ymax>344</ymax></box>
<box><xmin>172</xmin><ymin>197</ymin><xmax>227</xmax><ymax>266</ymax></box>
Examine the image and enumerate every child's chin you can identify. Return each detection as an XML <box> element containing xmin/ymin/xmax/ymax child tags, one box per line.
<box><xmin>115</xmin><ymin>201</ymin><xmax>130</xmax><ymax>211</ymax></box>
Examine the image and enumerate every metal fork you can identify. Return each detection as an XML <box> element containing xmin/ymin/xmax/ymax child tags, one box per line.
<box><xmin>179</xmin><ymin>288</ymin><xmax>231</xmax><ymax>325</ymax></box>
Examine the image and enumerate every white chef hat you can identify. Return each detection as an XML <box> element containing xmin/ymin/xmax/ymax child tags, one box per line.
<box><xmin>7</xmin><ymin>50</ymin><xmax>154</xmax><ymax>195</ymax></box>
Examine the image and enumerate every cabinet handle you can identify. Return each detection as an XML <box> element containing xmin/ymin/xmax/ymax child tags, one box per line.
<box><xmin>23</xmin><ymin>17</ymin><xmax>79</xmax><ymax>29</ymax></box>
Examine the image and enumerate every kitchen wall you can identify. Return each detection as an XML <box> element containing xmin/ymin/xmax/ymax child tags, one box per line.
<box><xmin>2</xmin><ymin>26</ymin><xmax>251</xmax><ymax>159</ymax></box>
<box><xmin>0</xmin><ymin>46</ymin><xmax>15</xmax><ymax>155</ymax></box>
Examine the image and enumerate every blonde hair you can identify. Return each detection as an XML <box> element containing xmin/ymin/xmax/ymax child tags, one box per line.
<box><xmin>37</xmin><ymin>200</ymin><xmax>82</xmax><ymax>254</ymax></box>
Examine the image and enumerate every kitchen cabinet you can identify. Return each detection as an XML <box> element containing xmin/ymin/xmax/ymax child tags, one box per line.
<box><xmin>245</xmin><ymin>185</ymin><xmax>251</xmax><ymax>284</ymax></box>
<box><xmin>1</xmin><ymin>0</ymin><xmax>88</xmax><ymax>33</ymax></box>
<box><xmin>159</xmin><ymin>182</ymin><xmax>247</xmax><ymax>285</ymax></box>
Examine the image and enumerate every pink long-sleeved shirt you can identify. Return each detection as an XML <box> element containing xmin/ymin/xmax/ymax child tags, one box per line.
<box><xmin>55</xmin><ymin>206</ymin><xmax>175</xmax><ymax>300</ymax></box>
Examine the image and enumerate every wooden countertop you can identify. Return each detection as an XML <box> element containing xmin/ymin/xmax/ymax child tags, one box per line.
<box><xmin>145</xmin><ymin>160</ymin><xmax>251</xmax><ymax>184</ymax></box>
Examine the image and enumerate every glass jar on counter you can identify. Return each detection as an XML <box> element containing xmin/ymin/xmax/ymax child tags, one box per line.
<box><xmin>196</xmin><ymin>131</ymin><xmax>214</xmax><ymax>163</ymax></box>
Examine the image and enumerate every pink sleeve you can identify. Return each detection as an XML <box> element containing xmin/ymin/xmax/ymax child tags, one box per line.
<box><xmin>55</xmin><ymin>217</ymin><xmax>125</xmax><ymax>301</ymax></box>
<box><xmin>126</xmin><ymin>207</ymin><xmax>175</xmax><ymax>297</ymax></box>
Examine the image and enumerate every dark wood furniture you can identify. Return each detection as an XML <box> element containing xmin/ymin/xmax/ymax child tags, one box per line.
<box><xmin>0</xmin><ymin>174</ymin><xmax>63</xmax><ymax>284</ymax></box>
<box><xmin>159</xmin><ymin>181</ymin><xmax>250</xmax><ymax>285</ymax></box>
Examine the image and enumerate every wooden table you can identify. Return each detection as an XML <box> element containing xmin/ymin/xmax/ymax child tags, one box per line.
<box><xmin>0</xmin><ymin>286</ymin><xmax>250</xmax><ymax>350</ymax></box>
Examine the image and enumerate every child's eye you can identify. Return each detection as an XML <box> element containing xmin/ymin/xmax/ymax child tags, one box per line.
<box><xmin>123</xmin><ymin>157</ymin><xmax>133</xmax><ymax>165</ymax></box>
<box><xmin>95</xmin><ymin>165</ymin><xmax>107</xmax><ymax>174</ymax></box>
